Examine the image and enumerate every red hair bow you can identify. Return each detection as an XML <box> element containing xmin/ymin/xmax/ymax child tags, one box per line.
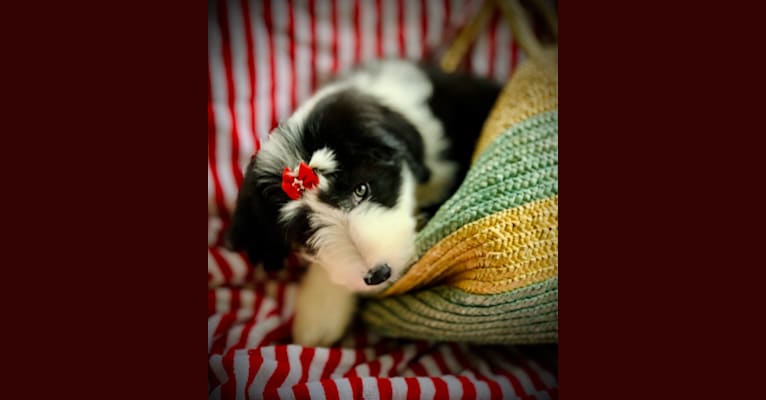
<box><xmin>281</xmin><ymin>162</ymin><xmax>319</xmax><ymax>200</ymax></box>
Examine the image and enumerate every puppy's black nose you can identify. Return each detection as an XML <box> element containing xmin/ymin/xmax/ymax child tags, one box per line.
<box><xmin>364</xmin><ymin>264</ymin><xmax>391</xmax><ymax>286</ymax></box>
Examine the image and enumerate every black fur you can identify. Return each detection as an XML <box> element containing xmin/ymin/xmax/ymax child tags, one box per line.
<box><xmin>226</xmin><ymin>63</ymin><xmax>501</xmax><ymax>269</ymax></box>
<box><xmin>420</xmin><ymin>64</ymin><xmax>502</xmax><ymax>214</ymax></box>
<box><xmin>226</xmin><ymin>157</ymin><xmax>291</xmax><ymax>271</ymax></box>
<box><xmin>304</xmin><ymin>90</ymin><xmax>429</xmax><ymax>209</ymax></box>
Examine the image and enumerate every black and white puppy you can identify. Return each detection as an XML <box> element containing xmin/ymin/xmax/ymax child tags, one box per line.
<box><xmin>226</xmin><ymin>59</ymin><xmax>500</xmax><ymax>346</ymax></box>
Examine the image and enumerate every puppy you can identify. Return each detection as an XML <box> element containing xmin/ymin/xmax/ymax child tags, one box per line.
<box><xmin>226</xmin><ymin>59</ymin><xmax>500</xmax><ymax>346</ymax></box>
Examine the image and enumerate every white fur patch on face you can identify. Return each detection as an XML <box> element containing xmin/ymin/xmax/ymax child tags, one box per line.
<box><xmin>308</xmin><ymin>147</ymin><xmax>337</xmax><ymax>174</ymax></box>
<box><xmin>300</xmin><ymin>167</ymin><xmax>418</xmax><ymax>294</ymax></box>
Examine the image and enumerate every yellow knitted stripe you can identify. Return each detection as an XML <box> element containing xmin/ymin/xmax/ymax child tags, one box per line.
<box><xmin>383</xmin><ymin>195</ymin><xmax>558</xmax><ymax>296</ymax></box>
<box><xmin>472</xmin><ymin>49</ymin><xmax>558</xmax><ymax>162</ymax></box>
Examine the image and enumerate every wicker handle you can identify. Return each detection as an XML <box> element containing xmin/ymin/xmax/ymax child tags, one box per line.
<box><xmin>440</xmin><ymin>0</ymin><xmax>556</xmax><ymax>73</ymax></box>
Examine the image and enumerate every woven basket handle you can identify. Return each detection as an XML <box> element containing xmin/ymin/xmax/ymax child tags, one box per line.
<box><xmin>440</xmin><ymin>0</ymin><xmax>557</xmax><ymax>72</ymax></box>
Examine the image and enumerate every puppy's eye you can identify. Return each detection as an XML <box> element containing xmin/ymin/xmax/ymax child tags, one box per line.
<box><xmin>353</xmin><ymin>183</ymin><xmax>370</xmax><ymax>203</ymax></box>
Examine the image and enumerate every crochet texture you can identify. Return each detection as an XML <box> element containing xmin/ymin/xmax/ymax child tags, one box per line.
<box><xmin>361</xmin><ymin>54</ymin><xmax>558</xmax><ymax>344</ymax></box>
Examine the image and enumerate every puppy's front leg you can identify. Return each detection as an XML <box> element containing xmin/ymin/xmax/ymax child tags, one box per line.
<box><xmin>292</xmin><ymin>263</ymin><xmax>357</xmax><ymax>347</ymax></box>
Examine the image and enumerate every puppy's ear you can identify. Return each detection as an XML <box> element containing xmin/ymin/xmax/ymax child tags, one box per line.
<box><xmin>225</xmin><ymin>159</ymin><xmax>290</xmax><ymax>271</ymax></box>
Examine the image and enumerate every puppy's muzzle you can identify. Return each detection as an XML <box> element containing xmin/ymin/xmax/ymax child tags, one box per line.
<box><xmin>364</xmin><ymin>264</ymin><xmax>391</xmax><ymax>286</ymax></box>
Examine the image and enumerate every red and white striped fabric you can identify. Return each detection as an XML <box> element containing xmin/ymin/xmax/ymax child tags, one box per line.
<box><xmin>208</xmin><ymin>259</ymin><xmax>558</xmax><ymax>399</ymax></box>
<box><xmin>208</xmin><ymin>0</ymin><xmax>554</xmax><ymax>398</ymax></box>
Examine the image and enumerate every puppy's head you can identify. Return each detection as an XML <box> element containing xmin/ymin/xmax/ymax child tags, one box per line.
<box><xmin>227</xmin><ymin>90</ymin><xmax>430</xmax><ymax>293</ymax></box>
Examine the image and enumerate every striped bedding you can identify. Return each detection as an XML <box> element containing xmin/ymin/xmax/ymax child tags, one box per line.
<box><xmin>208</xmin><ymin>0</ymin><xmax>558</xmax><ymax>398</ymax></box>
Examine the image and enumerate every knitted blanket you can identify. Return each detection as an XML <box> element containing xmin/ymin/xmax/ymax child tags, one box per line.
<box><xmin>362</xmin><ymin>53</ymin><xmax>558</xmax><ymax>344</ymax></box>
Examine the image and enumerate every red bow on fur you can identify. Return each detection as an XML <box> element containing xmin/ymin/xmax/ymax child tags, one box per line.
<box><xmin>281</xmin><ymin>162</ymin><xmax>319</xmax><ymax>200</ymax></box>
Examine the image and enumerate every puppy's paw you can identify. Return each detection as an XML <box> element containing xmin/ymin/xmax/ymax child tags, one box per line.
<box><xmin>292</xmin><ymin>301</ymin><xmax>354</xmax><ymax>347</ymax></box>
<box><xmin>292</xmin><ymin>264</ymin><xmax>357</xmax><ymax>347</ymax></box>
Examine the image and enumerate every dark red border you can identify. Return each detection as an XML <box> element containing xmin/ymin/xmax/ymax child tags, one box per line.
<box><xmin>559</xmin><ymin>0</ymin><xmax>764</xmax><ymax>398</ymax></box>
<box><xmin>5</xmin><ymin>1</ymin><xmax>201</xmax><ymax>398</ymax></box>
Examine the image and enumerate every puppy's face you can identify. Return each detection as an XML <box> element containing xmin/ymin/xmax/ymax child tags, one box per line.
<box><xmin>227</xmin><ymin>91</ymin><xmax>430</xmax><ymax>294</ymax></box>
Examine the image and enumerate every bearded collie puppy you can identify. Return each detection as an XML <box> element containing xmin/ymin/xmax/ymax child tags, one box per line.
<box><xmin>226</xmin><ymin>59</ymin><xmax>500</xmax><ymax>346</ymax></box>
